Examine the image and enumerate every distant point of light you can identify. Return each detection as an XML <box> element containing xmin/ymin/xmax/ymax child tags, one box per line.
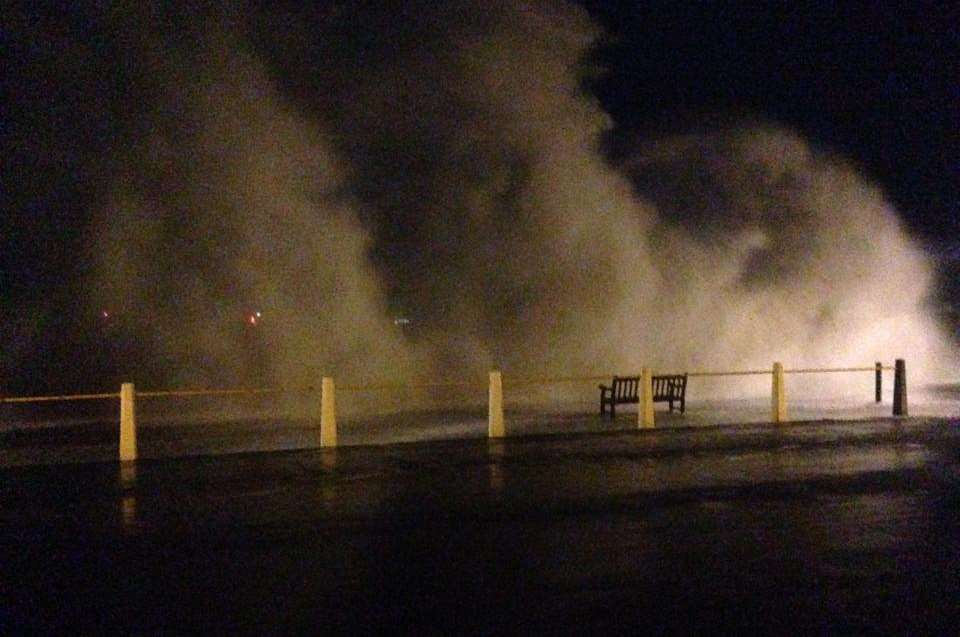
<box><xmin>248</xmin><ymin>314</ymin><xmax>258</xmax><ymax>326</ymax></box>
<box><xmin>255</xmin><ymin>311</ymin><xmax>262</xmax><ymax>318</ymax></box>
<box><xmin>101</xmin><ymin>310</ymin><xmax>110</xmax><ymax>319</ymax></box>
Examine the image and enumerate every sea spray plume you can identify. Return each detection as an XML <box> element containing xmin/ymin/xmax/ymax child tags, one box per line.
<box><xmin>91</xmin><ymin>20</ymin><xmax>413</xmax><ymax>390</ymax></box>
<box><xmin>621</xmin><ymin>124</ymin><xmax>956</xmax><ymax>390</ymax></box>
<box><xmin>293</xmin><ymin>0</ymin><xmax>954</xmax><ymax>387</ymax></box>
<box><xmin>89</xmin><ymin>0</ymin><xmax>955</xmax><ymax>398</ymax></box>
<box><xmin>298</xmin><ymin>0</ymin><xmax>660</xmax><ymax>376</ymax></box>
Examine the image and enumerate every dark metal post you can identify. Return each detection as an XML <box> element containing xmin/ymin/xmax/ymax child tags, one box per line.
<box><xmin>893</xmin><ymin>359</ymin><xmax>907</xmax><ymax>416</ymax></box>
<box><xmin>875</xmin><ymin>362</ymin><xmax>882</xmax><ymax>403</ymax></box>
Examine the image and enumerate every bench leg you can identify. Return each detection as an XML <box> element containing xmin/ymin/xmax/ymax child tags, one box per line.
<box><xmin>669</xmin><ymin>398</ymin><xmax>674</xmax><ymax>412</ymax></box>
<box><xmin>610</xmin><ymin>403</ymin><xmax>615</xmax><ymax>419</ymax></box>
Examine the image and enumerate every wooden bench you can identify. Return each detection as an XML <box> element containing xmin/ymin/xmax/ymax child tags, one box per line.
<box><xmin>599</xmin><ymin>374</ymin><xmax>687</xmax><ymax>418</ymax></box>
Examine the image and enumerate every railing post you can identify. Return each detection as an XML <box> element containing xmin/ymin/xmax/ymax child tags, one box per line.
<box><xmin>893</xmin><ymin>359</ymin><xmax>907</xmax><ymax>416</ymax></box>
<box><xmin>488</xmin><ymin>371</ymin><xmax>505</xmax><ymax>438</ymax></box>
<box><xmin>771</xmin><ymin>362</ymin><xmax>787</xmax><ymax>423</ymax></box>
<box><xmin>119</xmin><ymin>382</ymin><xmax>137</xmax><ymax>462</ymax></box>
<box><xmin>320</xmin><ymin>376</ymin><xmax>337</xmax><ymax>447</ymax></box>
<box><xmin>875</xmin><ymin>362</ymin><xmax>882</xmax><ymax>403</ymax></box>
<box><xmin>639</xmin><ymin>367</ymin><xmax>655</xmax><ymax>428</ymax></box>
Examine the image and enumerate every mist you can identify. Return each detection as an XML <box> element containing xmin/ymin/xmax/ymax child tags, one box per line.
<box><xmin>90</xmin><ymin>17</ymin><xmax>415</xmax><ymax>390</ymax></box>
<box><xmin>83</xmin><ymin>0</ymin><xmax>954</xmax><ymax>393</ymax></box>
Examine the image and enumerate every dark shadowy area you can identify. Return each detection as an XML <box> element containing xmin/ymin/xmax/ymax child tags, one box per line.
<box><xmin>1</xmin><ymin>419</ymin><xmax>958</xmax><ymax>633</ymax></box>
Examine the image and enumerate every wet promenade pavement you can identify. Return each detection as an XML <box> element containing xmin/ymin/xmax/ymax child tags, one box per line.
<box><xmin>2</xmin><ymin>417</ymin><xmax>959</xmax><ymax>633</ymax></box>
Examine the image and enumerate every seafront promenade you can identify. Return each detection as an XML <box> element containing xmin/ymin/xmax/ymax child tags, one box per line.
<box><xmin>2</xmin><ymin>416</ymin><xmax>958</xmax><ymax>633</ymax></box>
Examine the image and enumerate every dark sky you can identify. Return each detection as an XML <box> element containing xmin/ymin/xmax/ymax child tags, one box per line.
<box><xmin>1</xmin><ymin>0</ymin><xmax>957</xmax><ymax>390</ymax></box>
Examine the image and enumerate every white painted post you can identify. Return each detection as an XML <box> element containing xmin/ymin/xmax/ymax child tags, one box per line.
<box><xmin>488</xmin><ymin>371</ymin><xmax>505</xmax><ymax>438</ymax></box>
<box><xmin>771</xmin><ymin>362</ymin><xmax>787</xmax><ymax>423</ymax></box>
<box><xmin>320</xmin><ymin>376</ymin><xmax>337</xmax><ymax>448</ymax></box>
<box><xmin>639</xmin><ymin>367</ymin><xmax>655</xmax><ymax>428</ymax></box>
<box><xmin>119</xmin><ymin>382</ymin><xmax>137</xmax><ymax>462</ymax></box>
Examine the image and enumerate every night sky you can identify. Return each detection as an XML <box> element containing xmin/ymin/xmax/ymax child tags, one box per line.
<box><xmin>1</xmin><ymin>0</ymin><xmax>957</xmax><ymax>391</ymax></box>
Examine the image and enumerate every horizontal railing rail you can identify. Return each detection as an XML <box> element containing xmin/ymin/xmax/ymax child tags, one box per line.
<box><xmin>138</xmin><ymin>387</ymin><xmax>286</xmax><ymax>399</ymax></box>
<box><xmin>505</xmin><ymin>374</ymin><xmax>612</xmax><ymax>387</ymax></box>
<box><xmin>0</xmin><ymin>392</ymin><xmax>120</xmax><ymax>403</ymax></box>
<box><xmin>0</xmin><ymin>365</ymin><xmax>897</xmax><ymax>404</ymax></box>
<box><xmin>785</xmin><ymin>366</ymin><xmax>893</xmax><ymax>374</ymax></box>
<box><xmin>338</xmin><ymin>380</ymin><xmax>487</xmax><ymax>392</ymax></box>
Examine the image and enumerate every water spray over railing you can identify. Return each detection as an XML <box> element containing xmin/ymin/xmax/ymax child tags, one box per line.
<box><xmin>0</xmin><ymin>360</ymin><xmax>908</xmax><ymax>463</ymax></box>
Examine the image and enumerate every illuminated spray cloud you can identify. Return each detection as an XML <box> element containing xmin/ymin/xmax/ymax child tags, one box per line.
<box><xmin>91</xmin><ymin>0</ymin><xmax>955</xmax><ymax>393</ymax></box>
<box><xmin>620</xmin><ymin>126</ymin><xmax>955</xmax><ymax>392</ymax></box>
<box><xmin>92</xmin><ymin>24</ymin><xmax>416</xmax><ymax>389</ymax></box>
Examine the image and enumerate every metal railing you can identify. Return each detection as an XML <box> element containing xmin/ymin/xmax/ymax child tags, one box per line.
<box><xmin>1</xmin><ymin>360</ymin><xmax>908</xmax><ymax>462</ymax></box>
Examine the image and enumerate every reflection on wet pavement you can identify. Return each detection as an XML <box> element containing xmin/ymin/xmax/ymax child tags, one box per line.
<box><xmin>0</xmin><ymin>418</ymin><xmax>958</xmax><ymax>633</ymax></box>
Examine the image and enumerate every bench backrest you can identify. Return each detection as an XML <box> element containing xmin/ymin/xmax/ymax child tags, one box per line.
<box><xmin>612</xmin><ymin>376</ymin><xmax>639</xmax><ymax>401</ymax></box>
<box><xmin>652</xmin><ymin>374</ymin><xmax>687</xmax><ymax>396</ymax></box>
<box><xmin>611</xmin><ymin>374</ymin><xmax>687</xmax><ymax>400</ymax></box>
